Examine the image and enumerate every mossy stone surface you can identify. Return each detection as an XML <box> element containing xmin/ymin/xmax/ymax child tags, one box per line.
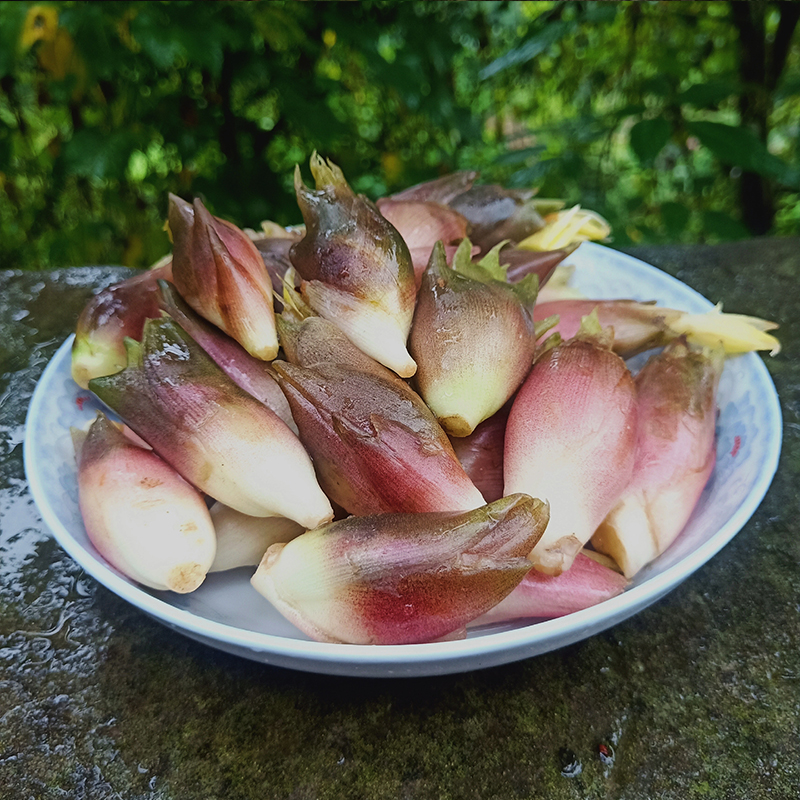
<box><xmin>1</xmin><ymin>243</ymin><xmax>799</xmax><ymax>799</ymax></box>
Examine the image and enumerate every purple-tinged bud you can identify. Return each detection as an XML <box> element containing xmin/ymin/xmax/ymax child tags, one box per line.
<box><xmin>71</xmin><ymin>264</ymin><xmax>171</xmax><ymax>389</ymax></box>
<box><xmin>290</xmin><ymin>154</ymin><xmax>417</xmax><ymax>377</ymax></box>
<box><xmin>251</xmin><ymin>494</ymin><xmax>549</xmax><ymax>644</ymax></box>
<box><xmin>593</xmin><ymin>339</ymin><xmax>723</xmax><ymax>577</ymax></box>
<box><xmin>168</xmin><ymin>194</ymin><xmax>279</xmax><ymax>361</ymax></box>
<box><xmin>73</xmin><ymin>413</ymin><xmax>215</xmax><ymax>593</ymax></box>
<box><xmin>504</xmin><ymin>312</ymin><xmax>637</xmax><ymax>575</ymax></box>
<box><xmin>270</xmin><ymin>359</ymin><xmax>486</xmax><ymax>516</ymax></box>
<box><xmin>89</xmin><ymin>317</ymin><xmax>333</xmax><ymax>529</ymax></box>
<box><xmin>157</xmin><ymin>280</ymin><xmax>296</xmax><ymax>432</ymax></box>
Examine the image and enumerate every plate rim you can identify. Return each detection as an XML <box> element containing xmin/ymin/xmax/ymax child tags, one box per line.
<box><xmin>23</xmin><ymin>243</ymin><xmax>784</xmax><ymax>674</ymax></box>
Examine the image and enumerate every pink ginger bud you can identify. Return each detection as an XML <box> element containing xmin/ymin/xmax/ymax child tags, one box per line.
<box><xmin>73</xmin><ymin>413</ymin><xmax>215</xmax><ymax>593</ymax></box>
<box><xmin>251</xmin><ymin>494</ymin><xmax>549</xmax><ymax>644</ymax></box>
<box><xmin>376</xmin><ymin>198</ymin><xmax>470</xmax><ymax>287</ymax></box>
<box><xmin>473</xmin><ymin>552</ymin><xmax>628</xmax><ymax>625</ymax></box>
<box><xmin>270</xmin><ymin>359</ymin><xmax>486</xmax><ymax>516</ymax></box>
<box><xmin>504</xmin><ymin>312</ymin><xmax>638</xmax><ymax>575</ymax></box>
<box><xmin>535</xmin><ymin>299</ymin><xmax>780</xmax><ymax>358</ymax></box>
<box><xmin>71</xmin><ymin>264</ymin><xmax>172</xmax><ymax>389</ymax></box>
<box><xmin>89</xmin><ymin>318</ymin><xmax>333</xmax><ymax>529</ymax></box>
<box><xmin>168</xmin><ymin>194</ymin><xmax>278</xmax><ymax>361</ymax></box>
<box><xmin>290</xmin><ymin>154</ymin><xmax>417</xmax><ymax>377</ymax></box>
<box><xmin>592</xmin><ymin>339</ymin><xmax>723</xmax><ymax>577</ymax></box>
<box><xmin>410</xmin><ymin>241</ymin><xmax>537</xmax><ymax>437</ymax></box>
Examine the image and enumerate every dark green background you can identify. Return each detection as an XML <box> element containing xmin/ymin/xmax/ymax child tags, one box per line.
<box><xmin>2</xmin><ymin>0</ymin><xmax>800</xmax><ymax>270</ymax></box>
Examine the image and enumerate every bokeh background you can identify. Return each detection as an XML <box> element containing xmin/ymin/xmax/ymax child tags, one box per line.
<box><xmin>2</xmin><ymin>0</ymin><xmax>799</xmax><ymax>271</ymax></box>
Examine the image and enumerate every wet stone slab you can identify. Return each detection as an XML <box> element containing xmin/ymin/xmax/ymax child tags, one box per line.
<box><xmin>1</xmin><ymin>244</ymin><xmax>799</xmax><ymax>800</ymax></box>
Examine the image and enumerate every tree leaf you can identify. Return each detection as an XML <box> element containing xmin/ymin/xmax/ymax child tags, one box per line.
<box><xmin>508</xmin><ymin>160</ymin><xmax>559</xmax><ymax>188</ymax></box>
<box><xmin>583</xmin><ymin>2</ymin><xmax>619</xmax><ymax>24</ymax></box>
<box><xmin>480</xmin><ymin>20</ymin><xmax>575</xmax><ymax>79</ymax></box>
<box><xmin>702</xmin><ymin>210</ymin><xmax>750</xmax><ymax>241</ymax></box>
<box><xmin>661</xmin><ymin>201</ymin><xmax>691</xmax><ymax>236</ymax></box>
<box><xmin>629</xmin><ymin>118</ymin><xmax>672</xmax><ymax>163</ymax></box>
<box><xmin>775</xmin><ymin>70</ymin><xmax>800</xmax><ymax>102</ymax></box>
<box><xmin>130</xmin><ymin>9</ymin><xmax>186</xmax><ymax>70</ymax></box>
<box><xmin>677</xmin><ymin>79</ymin><xmax>739</xmax><ymax>108</ymax></box>
<box><xmin>686</xmin><ymin>120</ymin><xmax>798</xmax><ymax>186</ymax></box>
<box><xmin>493</xmin><ymin>145</ymin><xmax>546</xmax><ymax>167</ymax></box>
<box><xmin>63</xmin><ymin>129</ymin><xmax>137</xmax><ymax>180</ymax></box>
<box><xmin>640</xmin><ymin>75</ymin><xmax>673</xmax><ymax>98</ymax></box>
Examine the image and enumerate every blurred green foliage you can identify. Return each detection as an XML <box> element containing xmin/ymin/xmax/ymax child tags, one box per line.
<box><xmin>1</xmin><ymin>0</ymin><xmax>799</xmax><ymax>270</ymax></box>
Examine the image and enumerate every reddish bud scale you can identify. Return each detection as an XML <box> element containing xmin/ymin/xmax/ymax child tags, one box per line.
<box><xmin>271</xmin><ymin>360</ymin><xmax>486</xmax><ymax>516</ymax></box>
<box><xmin>157</xmin><ymin>280</ymin><xmax>296</xmax><ymax>432</ymax></box>
<box><xmin>168</xmin><ymin>194</ymin><xmax>278</xmax><ymax>361</ymax></box>
<box><xmin>592</xmin><ymin>340</ymin><xmax>722</xmax><ymax>577</ymax></box>
<box><xmin>376</xmin><ymin>199</ymin><xmax>470</xmax><ymax>288</ymax></box>
<box><xmin>449</xmin><ymin>405</ymin><xmax>510</xmax><ymax>503</ymax></box>
<box><xmin>71</xmin><ymin>264</ymin><xmax>172</xmax><ymax>389</ymax></box>
<box><xmin>354</xmin><ymin>568</ymin><xmax>523</xmax><ymax>644</ymax></box>
<box><xmin>473</xmin><ymin>552</ymin><xmax>628</xmax><ymax>625</ymax></box>
<box><xmin>501</xmin><ymin>246</ymin><xmax>573</xmax><ymax>287</ymax></box>
<box><xmin>504</xmin><ymin>333</ymin><xmax>637</xmax><ymax>575</ymax></box>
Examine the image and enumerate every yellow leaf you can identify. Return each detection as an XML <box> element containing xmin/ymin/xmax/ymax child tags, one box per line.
<box><xmin>20</xmin><ymin>5</ymin><xmax>59</xmax><ymax>49</ymax></box>
<box><xmin>517</xmin><ymin>206</ymin><xmax>611</xmax><ymax>251</ymax></box>
<box><xmin>21</xmin><ymin>4</ymin><xmax>85</xmax><ymax>92</ymax></box>
<box><xmin>38</xmin><ymin>28</ymin><xmax>76</xmax><ymax>81</ymax></box>
<box><xmin>381</xmin><ymin>152</ymin><xmax>403</xmax><ymax>185</ymax></box>
<box><xmin>670</xmin><ymin>304</ymin><xmax>781</xmax><ymax>356</ymax></box>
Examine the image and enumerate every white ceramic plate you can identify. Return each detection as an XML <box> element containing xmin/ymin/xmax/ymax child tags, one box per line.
<box><xmin>24</xmin><ymin>243</ymin><xmax>782</xmax><ymax>677</ymax></box>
